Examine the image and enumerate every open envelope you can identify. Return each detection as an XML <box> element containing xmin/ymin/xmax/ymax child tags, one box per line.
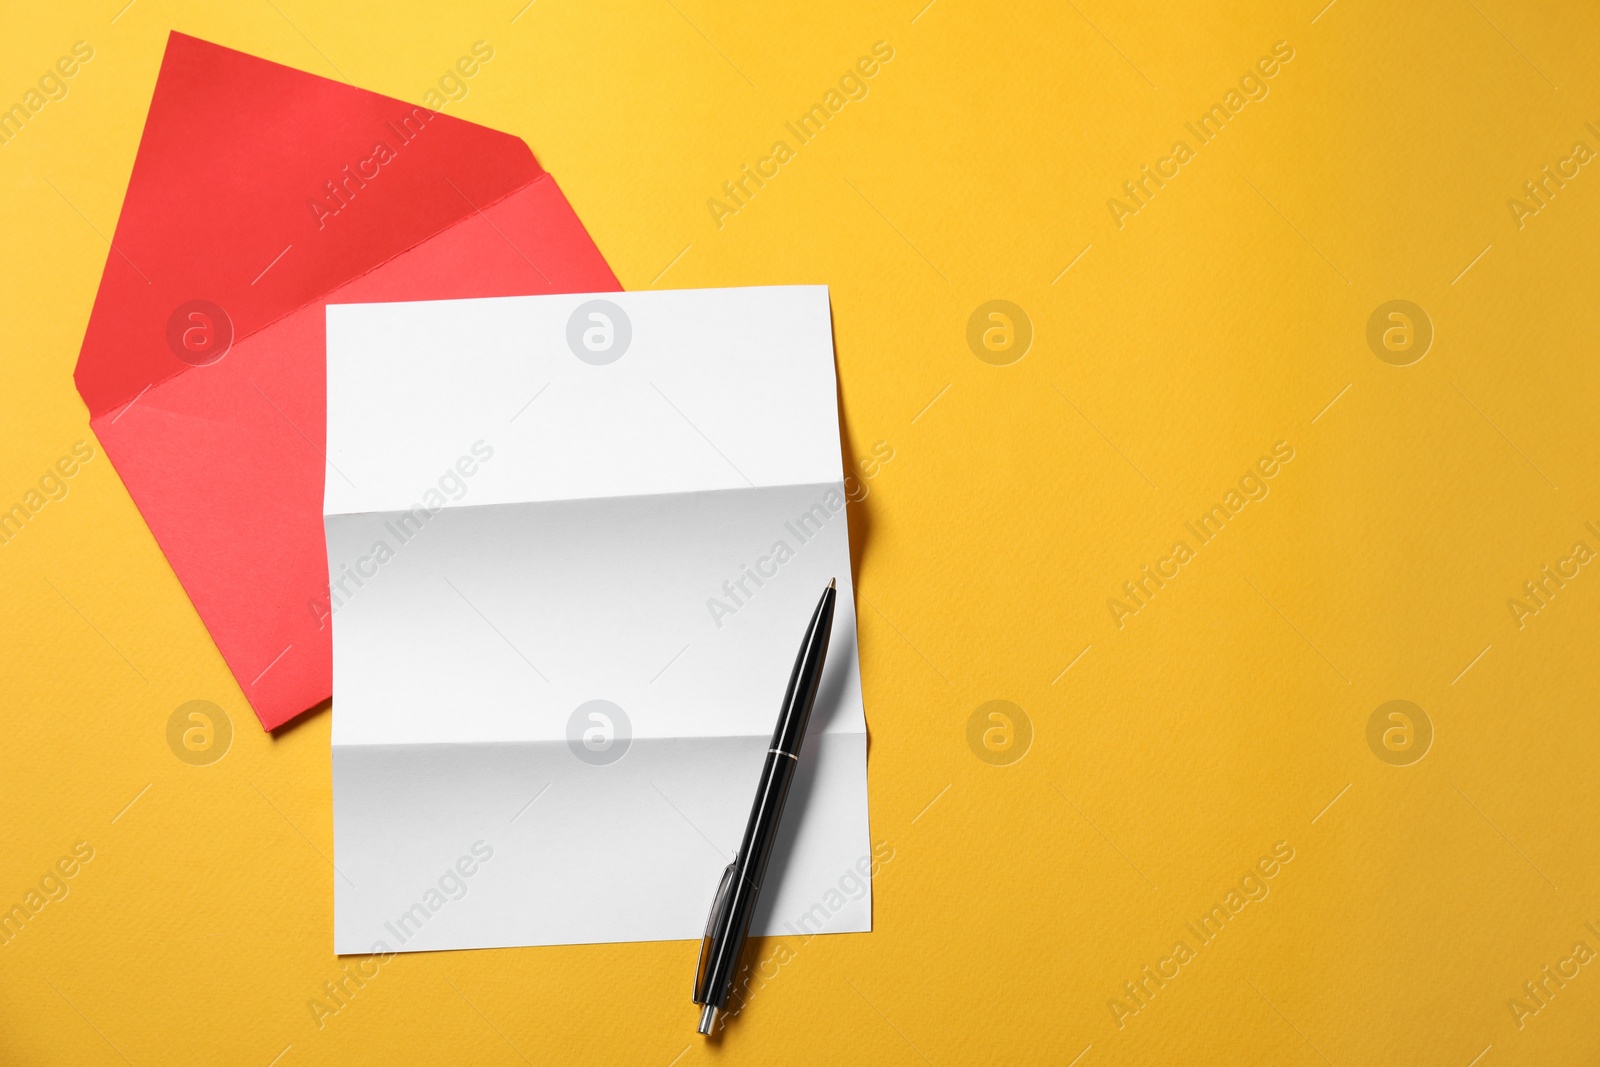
<box><xmin>71</xmin><ymin>33</ymin><xmax>619</xmax><ymax>729</ymax></box>
<box><xmin>324</xmin><ymin>286</ymin><xmax>871</xmax><ymax>952</ymax></box>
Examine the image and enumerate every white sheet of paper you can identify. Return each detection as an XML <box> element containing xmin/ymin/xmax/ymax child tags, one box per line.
<box><xmin>323</xmin><ymin>285</ymin><xmax>871</xmax><ymax>954</ymax></box>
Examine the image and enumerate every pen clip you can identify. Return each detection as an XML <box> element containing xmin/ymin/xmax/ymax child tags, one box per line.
<box><xmin>693</xmin><ymin>862</ymin><xmax>737</xmax><ymax>1004</ymax></box>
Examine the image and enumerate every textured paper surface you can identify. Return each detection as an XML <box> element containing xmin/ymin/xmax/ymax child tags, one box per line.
<box><xmin>9</xmin><ymin>4</ymin><xmax>1600</xmax><ymax>1064</ymax></box>
<box><xmin>324</xmin><ymin>286</ymin><xmax>871</xmax><ymax>951</ymax></box>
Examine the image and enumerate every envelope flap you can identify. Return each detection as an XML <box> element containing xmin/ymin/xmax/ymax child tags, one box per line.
<box><xmin>73</xmin><ymin>31</ymin><xmax>543</xmax><ymax>417</ymax></box>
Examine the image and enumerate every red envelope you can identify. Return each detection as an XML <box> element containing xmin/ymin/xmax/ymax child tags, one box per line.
<box><xmin>73</xmin><ymin>33</ymin><xmax>620</xmax><ymax>729</ymax></box>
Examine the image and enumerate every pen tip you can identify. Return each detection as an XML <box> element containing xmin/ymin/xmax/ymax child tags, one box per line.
<box><xmin>827</xmin><ymin>578</ymin><xmax>836</xmax><ymax>590</ymax></box>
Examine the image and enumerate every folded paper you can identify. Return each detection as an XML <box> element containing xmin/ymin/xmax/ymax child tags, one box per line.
<box><xmin>324</xmin><ymin>285</ymin><xmax>871</xmax><ymax>951</ymax></box>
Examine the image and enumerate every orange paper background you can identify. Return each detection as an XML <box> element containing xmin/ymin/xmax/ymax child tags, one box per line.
<box><xmin>3</xmin><ymin>1</ymin><xmax>1599</xmax><ymax>1064</ymax></box>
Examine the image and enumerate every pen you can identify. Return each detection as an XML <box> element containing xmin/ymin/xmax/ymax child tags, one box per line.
<box><xmin>692</xmin><ymin>577</ymin><xmax>838</xmax><ymax>1035</ymax></box>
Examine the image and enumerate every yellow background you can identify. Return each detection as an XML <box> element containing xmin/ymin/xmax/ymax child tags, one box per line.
<box><xmin>4</xmin><ymin>0</ymin><xmax>1599</xmax><ymax>1063</ymax></box>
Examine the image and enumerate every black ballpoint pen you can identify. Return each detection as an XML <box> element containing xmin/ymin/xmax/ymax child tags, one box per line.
<box><xmin>693</xmin><ymin>577</ymin><xmax>838</xmax><ymax>1035</ymax></box>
